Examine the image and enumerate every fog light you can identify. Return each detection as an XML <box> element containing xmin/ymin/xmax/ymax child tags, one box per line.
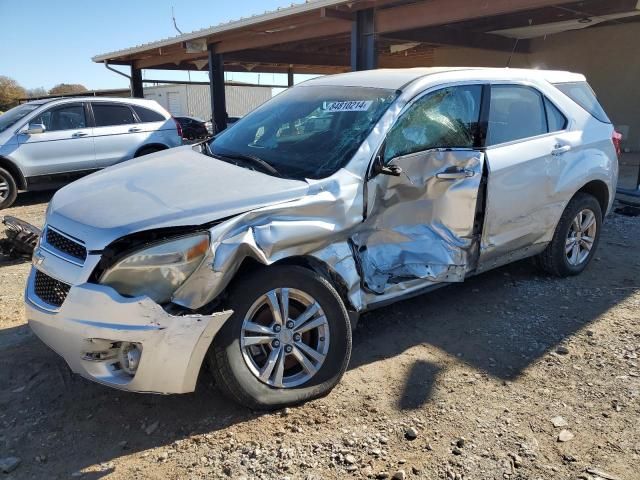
<box><xmin>118</xmin><ymin>342</ymin><xmax>142</xmax><ymax>376</ymax></box>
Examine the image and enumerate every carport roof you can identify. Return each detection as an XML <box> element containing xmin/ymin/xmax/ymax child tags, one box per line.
<box><xmin>93</xmin><ymin>0</ymin><xmax>352</xmax><ymax>63</ymax></box>
<box><xmin>93</xmin><ymin>0</ymin><xmax>640</xmax><ymax>74</ymax></box>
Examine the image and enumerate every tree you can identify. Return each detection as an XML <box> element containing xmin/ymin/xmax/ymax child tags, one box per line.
<box><xmin>0</xmin><ymin>76</ymin><xmax>27</xmax><ymax>111</ymax></box>
<box><xmin>26</xmin><ymin>87</ymin><xmax>48</xmax><ymax>98</ymax></box>
<box><xmin>49</xmin><ymin>83</ymin><xmax>88</xmax><ymax>95</ymax></box>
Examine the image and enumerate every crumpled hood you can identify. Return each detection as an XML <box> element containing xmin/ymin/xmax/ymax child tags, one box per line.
<box><xmin>46</xmin><ymin>146</ymin><xmax>309</xmax><ymax>250</ymax></box>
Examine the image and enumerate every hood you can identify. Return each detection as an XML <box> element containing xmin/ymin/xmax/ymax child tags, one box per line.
<box><xmin>46</xmin><ymin>146</ymin><xmax>309</xmax><ymax>250</ymax></box>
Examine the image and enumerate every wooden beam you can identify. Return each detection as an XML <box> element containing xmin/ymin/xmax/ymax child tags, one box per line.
<box><xmin>385</xmin><ymin>28</ymin><xmax>530</xmax><ymax>53</ymax></box>
<box><xmin>212</xmin><ymin>20</ymin><xmax>351</xmax><ymax>54</ymax></box>
<box><xmin>134</xmin><ymin>52</ymin><xmax>206</xmax><ymax>69</ymax></box>
<box><xmin>320</xmin><ymin>7</ymin><xmax>353</xmax><ymax>22</ymax></box>
<box><xmin>225</xmin><ymin>48</ymin><xmax>349</xmax><ymax>67</ymax></box>
<box><xmin>376</xmin><ymin>0</ymin><xmax>578</xmax><ymax>34</ymax></box>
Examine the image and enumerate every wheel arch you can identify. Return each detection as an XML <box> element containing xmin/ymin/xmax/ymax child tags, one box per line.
<box><xmin>133</xmin><ymin>143</ymin><xmax>169</xmax><ymax>158</ymax></box>
<box><xmin>0</xmin><ymin>156</ymin><xmax>27</xmax><ymax>190</ymax></box>
<box><xmin>574</xmin><ymin>179</ymin><xmax>609</xmax><ymax>215</ymax></box>
<box><xmin>227</xmin><ymin>254</ymin><xmax>359</xmax><ymax>328</ymax></box>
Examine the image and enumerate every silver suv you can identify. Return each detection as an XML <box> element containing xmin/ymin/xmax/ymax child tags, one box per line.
<box><xmin>25</xmin><ymin>68</ymin><xmax>618</xmax><ymax>409</ymax></box>
<box><xmin>0</xmin><ymin>97</ymin><xmax>182</xmax><ymax>208</ymax></box>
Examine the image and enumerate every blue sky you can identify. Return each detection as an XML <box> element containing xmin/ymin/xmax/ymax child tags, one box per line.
<box><xmin>0</xmin><ymin>0</ymin><xmax>308</xmax><ymax>91</ymax></box>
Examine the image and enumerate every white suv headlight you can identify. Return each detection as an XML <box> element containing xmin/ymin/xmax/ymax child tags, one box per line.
<box><xmin>100</xmin><ymin>233</ymin><xmax>210</xmax><ymax>303</ymax></box>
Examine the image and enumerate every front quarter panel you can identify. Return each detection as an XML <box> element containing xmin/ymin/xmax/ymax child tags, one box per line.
<box><xmin>171</xmin><ymin>168</ymin><xmax>366</xmax><ymax>310</ymax></box>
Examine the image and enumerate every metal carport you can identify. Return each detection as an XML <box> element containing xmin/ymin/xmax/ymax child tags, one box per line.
<box><xmin>93</xmin><ymin>0</ymin><xmax>640</xmax><ymax>148</ymax></box>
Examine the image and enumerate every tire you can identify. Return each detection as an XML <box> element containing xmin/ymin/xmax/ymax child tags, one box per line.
<box><xmin>0</xmin><ymin>168</ymin><xmax>18</xmax><ymax>210</ymax></box>
<box><xmin>134</xmin><ymin>146</ymin><xmax>164</xmax><ymax>158</ymax></box>
<box><xmin>536</xmin><ymin>192</ymin><xmax>602</xmax><ymax>277</ymax></box>
<box><xmin>209</xmin><ymin>265</ymin><xmax>352</xmax><ymax>410</ymax></box>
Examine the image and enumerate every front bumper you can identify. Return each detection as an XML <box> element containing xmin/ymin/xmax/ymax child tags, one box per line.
<box><xmin>25</xmin><ymin>268</ymin><xmax>232</xmax><ymax>394</ymax></box>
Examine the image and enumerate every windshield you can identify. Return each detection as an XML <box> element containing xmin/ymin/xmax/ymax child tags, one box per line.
<box><xmin>0</xmin><ymin>104</ymin><xmax>39</xmax><ymax>133</ymax></box>
<box><xmin>210</xmin><ymin>85</ymin><xmax>397</xmax><ymax>179</ymax></box>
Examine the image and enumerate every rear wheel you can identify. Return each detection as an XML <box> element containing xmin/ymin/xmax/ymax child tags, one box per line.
<box><xmin>209</xmin><ymin>266</ymin><xmax>352</xmax><ymax>410</ymax></box>
<box><xmin>536</xmin><ymin>192</ymin><xmax>602</xmax><ymax>276</ymax></box>
<box><xmin>0</xmin><ymin>168</ymin><xmax>18</xmax><ymax>209</ymax></box>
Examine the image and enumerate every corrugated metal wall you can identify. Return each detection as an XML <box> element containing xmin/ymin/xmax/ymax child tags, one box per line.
<box><xmin>143</xmin><ymin>84</ymin><xmax>272</xmax><ymax>121</ymax></box>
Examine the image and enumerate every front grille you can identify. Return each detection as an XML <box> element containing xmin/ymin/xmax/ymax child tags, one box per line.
<box><xmin>46</xmin><ymin>228</ymin><xmax>87</xmax><ymax>262</ymax></box>
<box><xmin>34</xmin><ymin>270</ymin><xmax>71</xmax><ymax>307</ymax></box>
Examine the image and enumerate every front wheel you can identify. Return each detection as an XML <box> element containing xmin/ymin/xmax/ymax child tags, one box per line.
<box><xmin>209</xmin><ymin>266</ymin><xmax>352</xmax><ymax>410</ymax></box>
<box><xmin>536</xmin><ymin>192</ymin><xmax>602</xmax><ymax>276</ymax></box>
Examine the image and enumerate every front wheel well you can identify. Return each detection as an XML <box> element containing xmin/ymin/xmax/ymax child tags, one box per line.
<box><xmin>226</xmin><ymin>255</ymin><xmax>357</xmax><ymax>315</ymax></box>
<box><xmin>0</xmin><ymin>157</ymin><xmax>26</xmax><ymax>190</ymax></box>
<box><xmin>576</xmin><ymin>180</ymin><xmax>609</xmax><ymax>214</ymax></box>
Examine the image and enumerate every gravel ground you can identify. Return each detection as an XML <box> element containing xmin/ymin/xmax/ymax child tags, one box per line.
<box><xmin>0</xmin><ymin>183</ymin><xmax>639</xmax><ymax>480</ymax></box>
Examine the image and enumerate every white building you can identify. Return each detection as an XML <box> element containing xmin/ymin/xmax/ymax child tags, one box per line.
<box><xmin>143</xmin><ymin>83</ymin><xmax>273</xmax><ymax>121</ymax></box>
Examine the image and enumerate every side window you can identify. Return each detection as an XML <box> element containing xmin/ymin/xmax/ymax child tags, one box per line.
<box><xmin>133</xmin><ymin>105</ymin><xmax>166</xmax><ymax>123</ymax></box>
<box><xmin>545</xmin><ymin>98</ymin><xmax>567</xmax><ymax>132</ymax></box>
<box><xmin>31</xmin><ymin>103</ymin><xmax>87</xmax><ymax>132</ymax></box>
<box><xmin>487</xmin><ymin>85</ymin><xmax>547</xmax><ymax>146</ymax></box>
<box><xmin>92</xmin><ymin>103</ymin><xmax>136</xmax><ymax>127</ymax></box>
<box><xmin>384</xmin><ymin>85</ymin><xmax>482</xmax><ymax>163</ymax></box>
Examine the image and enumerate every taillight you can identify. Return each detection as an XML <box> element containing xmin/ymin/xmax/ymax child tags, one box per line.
<box><xmin>612</xmin><ymin>130</ymin><xmax>622</xmax><ymax>157</ymax></box>
<box><xmin>172</xmin><ymin>117</ymin><xmax>183</xmax><ymax>138</ymax></box>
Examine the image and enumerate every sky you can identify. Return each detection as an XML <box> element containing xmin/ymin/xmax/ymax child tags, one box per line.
<box><xmin>0</xmin><ymin>0</ymin><xmax>311</xmax><ymax>91</ymax></box>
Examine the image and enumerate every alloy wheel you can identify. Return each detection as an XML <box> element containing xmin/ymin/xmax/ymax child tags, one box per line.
<box><xmin>240</xmin><ymin>288</ymin><xmax>330</xmax><ymax>388</ymax></box>
<box><xmin>566</xmin><ymin>208</ymin><xmax>597</xmax><ymax>266</ymax></box>
<box><xmin>0</xmin><ymin>176</ymin><xmax>9</xmax><ymax>201</ymax></box>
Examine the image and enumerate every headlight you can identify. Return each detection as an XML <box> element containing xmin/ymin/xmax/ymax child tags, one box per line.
<box><xmin>100</xmin><ymin>233</ymin><xmax>210</xmax><ymax>303</ymax></box>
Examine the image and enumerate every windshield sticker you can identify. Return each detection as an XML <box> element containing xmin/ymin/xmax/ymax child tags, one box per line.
<box><xmin>323</xmin><ymin>101</ymin><xmax>373</xmax><ymax>112</ymax></box>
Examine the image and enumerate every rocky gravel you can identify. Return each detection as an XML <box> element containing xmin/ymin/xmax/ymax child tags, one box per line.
<box><xmin>0</xmin><ymin>191</ymin><xmax>638</xmax><ymax>479</ymax></box>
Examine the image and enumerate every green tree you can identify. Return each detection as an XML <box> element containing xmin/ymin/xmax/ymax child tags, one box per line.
<box><xmin>49</xmin><ymin>83</ymin><xmax>88</xmax><ymax>95</ymax></box>
<box><xmin>0</xmin><ymin>76</ymin><xmax>27</xmax><ymax>110</ymax></box>
<box><xmin>27</xmin><ymin>87</ymin><xmax>48</xmax><ymax>98</ymax></box>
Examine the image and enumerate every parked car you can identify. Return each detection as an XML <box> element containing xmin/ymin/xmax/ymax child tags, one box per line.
<box><xmin>205</xmin><ymin>116</ymin><xmax>241</xmax><ymax>136</ymax></box>
<box><xmin>0</xmin><ymin>97</ymin><xmax>182</xmax><ymax>208</ymax></box>
<box><xmin>175</xmin><ymin>116</ymin><xmax>209</xmax><ymax>140</ymax></box>
<box><xmin>26</xmin><ymin>68</ymin><xmax>618</xmax><ymax>410</ymax></box>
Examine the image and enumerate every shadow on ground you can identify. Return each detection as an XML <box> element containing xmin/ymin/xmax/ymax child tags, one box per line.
<box><xmin>0</xmin><ymin>213</ymin><xmax>637</xmax><ymax>478</ymax></box>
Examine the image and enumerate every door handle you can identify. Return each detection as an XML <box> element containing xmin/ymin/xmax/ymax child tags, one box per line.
<box><xmin>552</xmin><ymin>144</ymin><xmax>571</xmax><ymax>156</ymax></box>
<box><xmin>129</xmin><ymin>127</ymin><xmax>142</xmax><ymax>132</ymax></box>
<box><xmin>436</xmin><ymin>168</ymin><xmax>475</xmax><ymax>180</ymax></box>
<box><xmin>72</xmin><ymin>131</ymin><xmax>89</xmax><ymax>137</ymax></box>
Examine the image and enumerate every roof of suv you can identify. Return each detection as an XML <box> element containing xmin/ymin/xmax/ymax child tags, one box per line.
<box><xmin>303</xmin><ymin>67</ymin><xmax>586</xmax><ymax>90</ymax></box>
<box><xmin>21</xmin><ymin>96</ymin><xmax>163</xmax><ymax>108</ymax></box>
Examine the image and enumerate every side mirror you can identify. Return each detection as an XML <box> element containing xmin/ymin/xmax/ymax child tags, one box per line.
<box><xmin>373</xmin><ymin>154</ymin><xmax>403</xmax><ymax>177</ymax></box>
<box><xmin>24</xmin><ymin>123</ymin><xmax>46</xmax><ymax>135</ymax></box>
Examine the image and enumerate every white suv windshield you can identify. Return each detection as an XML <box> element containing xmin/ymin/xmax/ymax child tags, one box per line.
<box><xmin>0</xmin><ymin>104</ymin><xmax>39</xmax><ymax>133</ymax></box>
<box><xmin>210</xmin><ymin>86</ymin><xmax>397</xmax><ymax>179</ymax></box>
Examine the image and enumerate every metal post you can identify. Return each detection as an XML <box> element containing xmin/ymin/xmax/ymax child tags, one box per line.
<box><xmin>287</xmin><ymin>67</ymin><xmax>294</xmax><ymax>87</ymax></box>
<box><xmin>351</xmin><ymin>8</ymin><xmax>377</xmax><ymax>71</ymax></box>
<box><xmin>130</xmin><ymin>67</ymin><xmax>144</xmax><ymax>98</ymax></box>
<box><xmin>208</xmin><ymin>45</ymin><xmax>227</xmax><ymax>133</ymax></box>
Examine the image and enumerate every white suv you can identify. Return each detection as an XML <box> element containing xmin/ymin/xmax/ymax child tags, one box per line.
<box><xmin>25</xmin><ymin>68</ymin><xmax>618</xmax><ymax>409</ymax></box>
<box><xmin>0</xmin><ymin>97</ymin><xmax>182</xmax><ymax>208</ymax></box>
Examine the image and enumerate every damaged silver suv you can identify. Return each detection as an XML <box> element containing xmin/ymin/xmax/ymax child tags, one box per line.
<box><xmin>26</xmin><ymin>68</ymin><xmax>618</xmax><ymax>409</ymax></box>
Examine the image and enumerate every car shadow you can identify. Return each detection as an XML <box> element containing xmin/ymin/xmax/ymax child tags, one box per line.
<box><xmin>11</xmin><ymin>189</ymin><xmax>57</xmax><ymax>208</ymax></box>
<box><xmin>1</xmin><ymin>213</ymin><xmax>637</xmax><ymax>477</ymax></box>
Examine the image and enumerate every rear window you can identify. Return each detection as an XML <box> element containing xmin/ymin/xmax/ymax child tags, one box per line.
<box><xmin>553</xmin><ymin>81</ymin><xmax>610</xmax><ymax>123</ymax></box>
<box><xmin>133</xmin><ymin>105</ymin><xmax>166</xmax><ymax>123</ymax></box>
<box><xmin>93</xmin><ymin>103</ymin><xmax>136</xmax><ymax>127</ymax></box>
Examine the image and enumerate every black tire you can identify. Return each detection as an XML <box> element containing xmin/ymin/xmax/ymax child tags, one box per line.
<box><xmin>536</xmin><ymin>192</ymin><xmax>602</xmax><ymax>277</ymax></box>
<box><xmin>0</xmin><ymin>168</ymin><xmax>18</xmax><ymax>210</ymax></box>
<box><xmin>209</xmin><ymin>265</ymin><xmax>352</xmax><ymax>410</ymax></box>
<box><xmin>134</xmin><ymin>146</ymin><xmax>165</xmax><ymax>158</ymax></box>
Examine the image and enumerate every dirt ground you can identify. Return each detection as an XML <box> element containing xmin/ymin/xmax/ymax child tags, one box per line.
<box><xmin>1</xmin><ymin>157</ymin><xmax>639</xmax><ymax>480</ymax></box>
